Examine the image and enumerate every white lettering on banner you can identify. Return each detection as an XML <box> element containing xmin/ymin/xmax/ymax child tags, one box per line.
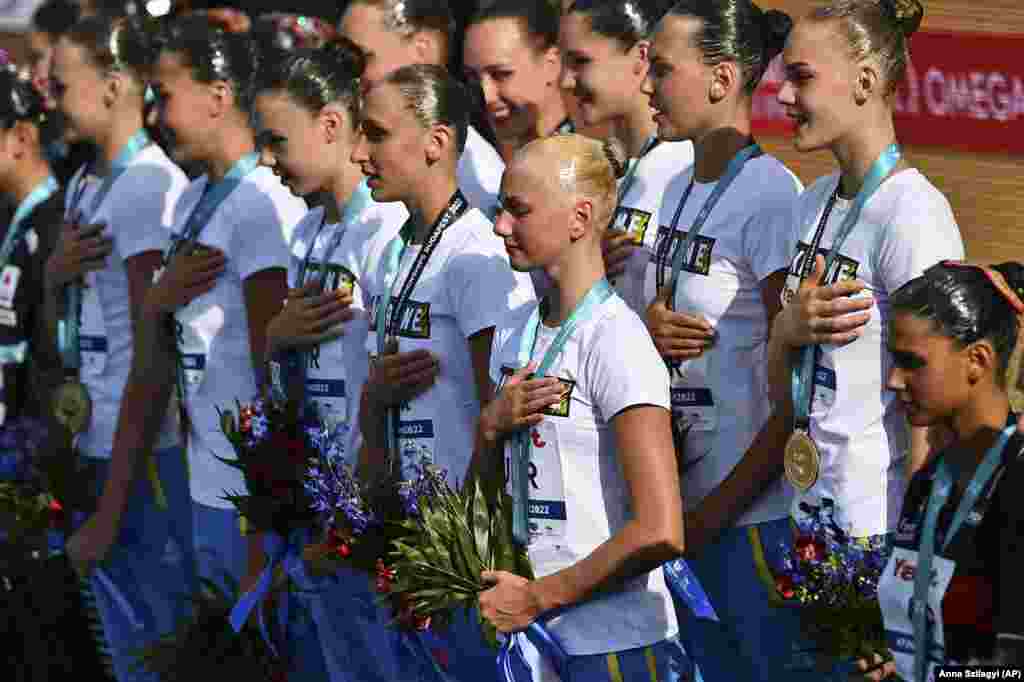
<box><xmin>919</xmin><ymin>68</ymin><xmax>1024</xmax><ymax>121</ymax></box>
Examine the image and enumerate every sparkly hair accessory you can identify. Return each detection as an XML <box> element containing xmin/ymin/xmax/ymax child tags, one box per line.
<box><xmin>259</xmin><ymin>13</ymin><xmax>336</xmax><ymax>51</ymax></box>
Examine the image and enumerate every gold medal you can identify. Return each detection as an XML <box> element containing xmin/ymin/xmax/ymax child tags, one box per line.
<box><xmin>784</xmin><ymin>429</ymin><xmax>820</xmax><ymax>492</ymax></box>
<box><xmin>52</xmin><ymin>380</ymin><xmax>92</xmax><ymax>435</ymax></box>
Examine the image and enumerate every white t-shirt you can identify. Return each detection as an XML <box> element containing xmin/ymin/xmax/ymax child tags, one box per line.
<box><xmin>489</xmin><ymin>294</ymin><xmax>678</xmax><ymax>655</ymax></box>
<box><xmin>611</xmin><ymin>139</ymin><xmax>694</xmax><ymax>314</ymax></box>
<box><xmin>782</xmin><ymin>169</ymin><xmax>964</xmax><ymax>537</ymax></box>
<box><xmin>173</xmin><ymin>165</ymin><xmax>307</xmax><ymax>508</ymax></box>
<box><xmin>68</xmin><ymin>145</ymin><xmax>191</xmax><ymax>460</ymax></box>
<box><xmin>286</xmin><ymin>198</ymin><xmax>407</xmax><ymax>461</ymax></box>
<box><xmin>648</xmin><ymin>155</ymin><xmax>803</xmax><ymax>526</ymax></box>
<box><xmin>458</xmin><ymin>126</ymin><xmax>504</xmax><ymax>218</ymax></box>
<box><xmin>363</xmin><ymin>208</ymin><xmax>534</xmax><ymax>482</ymax></box>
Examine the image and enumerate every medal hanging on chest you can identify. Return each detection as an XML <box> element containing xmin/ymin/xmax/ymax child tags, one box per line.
<box><xmin>784</xmin><ymin>144</ymin><xmax>901</xmax><ymax>492</ymax></box>
<box><xmin>53</xmin><ymin>131</ymin><xmax>151</xmax><ymax>436</ymax></box>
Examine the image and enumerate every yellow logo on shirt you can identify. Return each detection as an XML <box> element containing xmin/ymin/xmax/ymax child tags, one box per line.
<box><xmin>782</xmin><ymin>243</ymin><xmax>861</xmax><ymax>305</ymax></box>
<box><xmin>611</xmin><ymin>207</ymin><xmax>652</xmax><ymax>245</ymax></box>
<box><xmin>370</xmin><ymin>295</ymin><xmax>431</xmax><ymax>339</ymax></box>
<box><xmin>650</xmin><ymin>225</ymin><xmax>715</xmax><ymax>277</ymax></box>
<box><xmin>305</xmin><ymin>262</ymin><xmax>356</xmax><ymax>294</ymax></box>
<box><xmin>498</xmin><ymin>366</ymin><xmax>574</xmax><ymax>418</ymax></box>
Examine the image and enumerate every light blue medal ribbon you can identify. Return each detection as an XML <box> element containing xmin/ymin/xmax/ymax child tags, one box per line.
<box><xmin>511</xmin><ymin>278</ymin><xmax>614</xmax><ymax>546</ymax></box>
<box><xmin>912</xmin><ymin>423</ymin><xmax>1016</xmax><ymax>682</ymax></box>
<box><xmin>164</xmin><ymin>152</ymin><xmax>261</xmax><ymax>263</ymax></box>
<box><xmin>373</xmin><ymin>191</ymin><xmax>467</xmax><ymax>473</ymax></box>
<box><xmin>60</xmin><ymin>129</ymin><xmax>151</xmax><ymax>372</ymax></box>
<box><xmin>615</xmin><ymin>136</ymin><xmax>658</xmax><ymax>208</ymax></box>
<box><xmin>229</xmin><ymin>530</ymin><xmax>304</xmax><ymax>653</ymax></box>
<box><xmin>0</xmin><ymin>176</ymin><xmax>60</xmax><ymax>371</ymax></box>
<box><xmin>789</xmin><ymin>145</ymin><xmax>901</xmax><ymax>442</ymax></box>
<box><xmin>661</xmin><ymin>143</ymin><xmax>762</xmax><ymax>309</ymax></box>
<box><xmin>166</xmin><ymin>152</ymin><xmax>260</xmax><ymax>436</ymax></box>
<box><xmin>0</xmin><ymin>175</ymin><xmax>58</xmax><ymax>272</ymax></box>
<box><xmin>277</xmin><ymin>181</ymin><xmax>374</xmax><ymax>403</ymax></box>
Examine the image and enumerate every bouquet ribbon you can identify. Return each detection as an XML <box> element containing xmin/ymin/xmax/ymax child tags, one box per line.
<box><xmin>498</xmin><ymin>622</ymin><xmax>568</xmax><ymax>682</ymax></box>
<box><xmin>663</xmin><ymin>558</ymin><xmax>719</xmax><ymax>622</ymax></box>
<box><xmin>229</xmin><ymin>531</ymin><xmax>303</xmax><ymax>656</ymax></box>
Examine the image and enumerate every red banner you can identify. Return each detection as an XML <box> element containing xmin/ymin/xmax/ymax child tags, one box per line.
<box><xmin>752</xmin><ymin>31</ymin><xmax>1024</xmax><ymax>156</ymax></box>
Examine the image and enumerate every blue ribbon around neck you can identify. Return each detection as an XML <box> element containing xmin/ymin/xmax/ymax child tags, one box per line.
<box><xmin>615</xmin><ymin>136</ymin><xmax>658</xmax><ymax>207</ymax></box>
<box><xmin>165</xmin><ymin>152</ymin><xmax>261</xmax><ymax>263</ymax></box>
<box><xmin>276</xmin><ymin>180</ymin><xmax>375</xmax><ymax>402</ymax></box>
<box><xmin>912</xmin><ymin>422</ymin><xmax>1015</xmax><ymax>682</ymax></box>
<box><xmin>790</xmin><ymin>145</ymin><xmax>901</xmax><ymax>433</ymax></box>
<box><xmin>60</xmin><ymin>129</ymin><xmax>151</xmax><ymax>372</ymax></box>
<box><xmin>0</xmin><ymin>175</ymin><xmax>58</xmax><ymax>273</ymax></box>
<box><xmin>663</xmin><ymin>144</ymin><xmax>762</xmax><ymax>307</ymax></box>
<box><xmin>511</xmin><ymin>278</ymin><xmax>614</xmax><ymax>547</ymax></box>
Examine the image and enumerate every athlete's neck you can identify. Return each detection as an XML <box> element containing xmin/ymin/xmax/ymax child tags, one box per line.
<box><xmin>329</xmin><ymin>163</ymin><xmax>364</xmax><ymax>219</ymax></box>
<box><xmin>946</xmin><ymin>389</ymin><xmax>1012</xmax><ymax>487</ymax></box>
<box><xmin>832</xmin><ymin>113</ymin><xmax>902</xmax><ymax>199</ymax></box>
<box><xmin>535</xmin><ymin>93</ymin><xmax>570</xmax><ymax>139</ymax></box>
<box><xmin>8</xmin><ymin>158</ymin><xmax>53</xmax><ymax>205</ymax></box>
<box><xmin>95</xmin><ymin>110</ymin><xmax>146</xmax><ymax>175</ymax></box>
<box><xmin>692</xmin><ymin>124</ymin><xmax>754</xmax><ymax>183</ymax></box>
<box><xmin>543</xmin><ymin>243</ymin><xmax>605</xmax><ymax>327</ymax></box>
<box><xmin>614</xmin><ymin>101</ymin><xmax>658</xmax><ymax>159</ymax></box>
<box><xmin>207</xmin><ymin>125</ymin><xmax>255</xmax><ymax>183</ymax></box>
<box><xmin>406</xmin><ymin>174</ymin><xmax>460</xmax><ymax>244</ymax></box>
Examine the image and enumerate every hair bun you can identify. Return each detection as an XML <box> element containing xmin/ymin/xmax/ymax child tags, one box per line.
<box><xmin>320</xmin><ymin>36</ymin><xmax>366</xmax><ymax>80</ymax></box>
<box><xmin>760</xmin><ymin>8</ymin><xmax>793</xmax><ymax>63</ymax></box>
<box><xmin>601</xmin><ymin>138</ymin><xmax>627</xmax><ymax>179</ymax></box>
<box><xmin>880</xmin><ymin>0</ymin><xmax>924</xmax><ymax>37</ymax></box>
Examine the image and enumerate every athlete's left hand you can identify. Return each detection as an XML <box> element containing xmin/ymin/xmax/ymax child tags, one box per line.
<box><xmin>66</xmin><ymin>510</ymin><xmax>120</xmax><ymax>576</ymax></box>
<box><xmin>479</xmin><ymin>570</ymin><xmax>542</xmax><ymax>632</ymax></box>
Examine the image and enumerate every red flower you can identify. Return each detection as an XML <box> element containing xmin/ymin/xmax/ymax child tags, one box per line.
<box><xmin>795</xmin><ymin>535</ymin><xmax>827</xmax><ymax>563</ymax></box>
<box><xmin>375</xmin><ymin>559</ymin><xmax>396</xmax><ymax>593</ymax></box>
<box><xmin>775</xmin><ymin>574</ymin><xmax>796</xmax><ymax>600</ymax></box>
<box><xmin>336</xmin><ymin>542</ymin><xmax>351</xmax><ymax>558</ymax></box>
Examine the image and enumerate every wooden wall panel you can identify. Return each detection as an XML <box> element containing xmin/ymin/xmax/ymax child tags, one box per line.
<box><xmin>757</xmin><ymin>1</ymin><xmax>1024</xmax><ymax>265</ymax></box>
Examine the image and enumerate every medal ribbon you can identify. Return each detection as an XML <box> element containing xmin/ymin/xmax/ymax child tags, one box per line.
<box><xmin>0</xmin><ymin>175</ymin><xmax>58</xmax><ymax>272</ymax></box>
<box><xmin>653</xmin><ymin>143</ymin><xmax>762</xmax><ymax>372</ymax></box>
<box><xmin>167</xmin><ymin>152</ymin><xmax>260</xmax><ymax>438</ymax></box>
<box><xmin>373</xmin><ymin>190</ymin><xmax>468</xmax><ymax>472</ymax></box>
<box><xmin>163</xmin><ymin>152</ymin><xmax>261</xmax><ymax>264</ymax></box>
<box><xmin>275</xmin><ymin>180</ymin><xmax>375</xmax><ymax>402</ymax></box>
<box><xmin>615</xmin><ymin>136</ymin><xmax>658</xmax><ymax>208</ymax></box>
<box><xmin>59</xmin><ymin>129</ymin><xmax>151</xmax><ymax>373</ymax></box>
<box><xmin>510</xmin><ymin>278</ymin><xmax>614</xmax><ymax>546</ymax></box>
<box><xmin>789</xmin><ymin>145</ymin><xmax>901</xmax><ymax>434</ymax></box>
<box><xmin>912</xmin><ymin>422</ymin><xmax>1015</xmax><ymax>682</ymax></box>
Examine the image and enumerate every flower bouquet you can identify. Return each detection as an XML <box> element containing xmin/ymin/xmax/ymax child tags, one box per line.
<box><xmin>134</xmin><ymin>577</ymin><xmax>288</xmax><ymax>681</ymax></box>
<box><xmin>215</xmin><ymin>397</ymin><xmax>318</xmax><ymax>537</ymax></box>
<box><xmin>382</xmin><ymin>470</ymin><xmax>533</xmax><ymax>647</ymax></box>
<box><xmin>301</xmin><ymin>432</ymin><xmax>409</xmax><ymax>576</ymax></box>
<box><xmin>774</xmin><ymin>500</ymin><xmax>894</xmax><ymax>673</ymax></box>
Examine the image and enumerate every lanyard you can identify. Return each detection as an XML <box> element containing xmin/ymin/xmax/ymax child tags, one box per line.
<box><xmin>790</xmin><ymin>144</ymin><xmax>901</xmax><ymax>431</ymax></box>
<box><xmin>509</xmin><ymin>278</ymin><xmax>614</xmax><ymax>546</ymax></box>
<box><xmin>296</xmin><ymin>179</ymin><xmax>373</xmax><ymax>288</ymax></box>
<box><xmin>282</xmin><ymin>180</ymin><xmax>375</xmax><ymax>398</ymax></box>
<box><xmin>0</xmin><ymin>175</ymin><xmax>58</xmax><ymax>272</ymax></box>
<box><xmin>655</xmin><ymin>144</ymin><xmax>762</xmax><ymax>299</ymax></box>
<box><xmin>374</xmin><ymin>190</ymin><xmax>468</xmax><ymax>470</ymax></box>
<box><xmin>615</xmin><ymin>136</ymin><xmax>658</xmax><ymax>209</ymax></box>
<box><xmin>912</xmin><ymin>423</ymin><xmax>1015</xmax><ymax>682</ymax></box>
<box><xmin>59</xmin><ymin>129</ymin><xmax>150</xmax><ymax>371</ymax></box>
<box><xmin>164</xmin><ymin>152</ymin><xmax>260</xmax><ymax>264</ymax></box>
<box><xmin>66</xmin><ymin>128</ymin><xmax>150</xmax><ymax>223</ymax></box>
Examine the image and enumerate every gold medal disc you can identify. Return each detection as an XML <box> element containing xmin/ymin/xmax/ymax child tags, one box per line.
<box><xmin>52</xmin><ymin>381</ymin><xmax>93</xmax><ymax>435</ymax></box>
<box><xmin>784</xmin><ymin>430</ymin><xmax>820</xmax><ymax>492</ymax></box>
